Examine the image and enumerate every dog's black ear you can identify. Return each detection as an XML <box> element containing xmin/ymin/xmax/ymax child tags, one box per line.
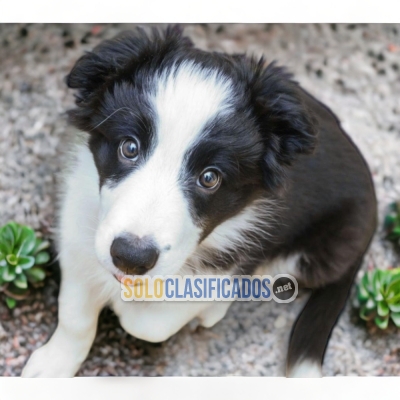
<box><xmin>66</xmin><ymin>25</ymin><xmax>193</xmax><ymax>104</ymax></box>
<box><xmin>250</xmin><ymin>60</ymin><xmax>318</xmax><ymax>191</ymax></box>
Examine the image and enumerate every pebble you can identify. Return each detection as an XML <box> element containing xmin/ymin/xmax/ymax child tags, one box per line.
<box><xmin>0</xmin><ymin>323</ymin><xmax>7</xmax><ymax>339</ymax></box>
<box><xmin>274</xmin><ymin>315</ymin><xmax>287</xmax><ymax>329</ymax></box>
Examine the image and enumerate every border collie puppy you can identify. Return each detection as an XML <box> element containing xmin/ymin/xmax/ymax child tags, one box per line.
<box><xmin>22</xmin><ymin>26</ymin><xmax>376</xmax><ymax>378</ymax></box>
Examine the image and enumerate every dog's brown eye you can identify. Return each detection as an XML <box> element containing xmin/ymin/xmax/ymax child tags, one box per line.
<box><xmin>119</xmin><ymin>138</ymin><xmax>139</xmax><ymax>160</ymax></box>
<box><xmin>198</xmin><ymin>169</ymin><xmax>221</xmax><ymax>190</ymax></box>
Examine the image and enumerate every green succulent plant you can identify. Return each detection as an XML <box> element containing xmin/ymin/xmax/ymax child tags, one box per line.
<box><xmin>384</xmin><ymin>201</ymin><xmax>400</xmax><ymax>248</ymax></box>
<box><xmin>356</xmin><ymin>268</ymin><xmax>400</xmax><ymax>329</ymax></box>
<box><xmin>0</xmin><ymin>222</ymin><xmax>50</xmax><ymax>309</ymax></box>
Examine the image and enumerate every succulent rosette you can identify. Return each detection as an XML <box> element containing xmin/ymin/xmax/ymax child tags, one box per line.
<box><xmin>0</xmin><ymin>222</ymin><xmax>50</xmax><ymax>308</ymax></box>
<box><xmin>384</xmin><ymin>202</ymin><xmax>400</xmax><ymax>249</ymax></box>
<box><xmin>356</xmin><ymin>268</ymin><xmax>400</xmax><ymax>329</ymax></box>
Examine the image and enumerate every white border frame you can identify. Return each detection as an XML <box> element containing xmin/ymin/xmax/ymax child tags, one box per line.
<box><xmin>0</xmin><ymin>0</ymin><xmax>399</xmax><ymax>22</ymax></box>
<box><xmin>1</xmin><ymin>377</ymin><xmax>400</xmax><ymax>399</ymax></box>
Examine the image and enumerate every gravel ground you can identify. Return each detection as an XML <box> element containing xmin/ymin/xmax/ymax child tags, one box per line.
<box><xmin>0</xmin><ymin>23</ymin><xmax>400</xmax><ymax>377</ymax></box>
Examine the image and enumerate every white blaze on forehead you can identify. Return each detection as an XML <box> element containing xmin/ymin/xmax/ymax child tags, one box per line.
<box><xmin>152</xmin><ymin>62</ymin><xmax>234</xmax><ymax>170</ymax></box>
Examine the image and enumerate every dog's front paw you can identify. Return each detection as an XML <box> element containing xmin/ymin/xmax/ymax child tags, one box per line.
<box><xmin>22</xmin><ymin>343</ymin><xmax>81</xmax><ymax>378</ymax></box>
<box><xmin>197</xmin><ymin>301</ymin><xmax>232</xmax><ymax>328</ymax></box>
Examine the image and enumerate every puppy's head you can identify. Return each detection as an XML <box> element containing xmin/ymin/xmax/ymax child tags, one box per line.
<box><xmin>66</xmin><ymin>26</ymin><xmax>317</xmax><ymax>279</ymax></box>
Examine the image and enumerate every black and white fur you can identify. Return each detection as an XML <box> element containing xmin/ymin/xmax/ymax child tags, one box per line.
<box><xmin>22</xmin><ymin>26</ymin><xmax>377</xmax><ymax>378</ymax></box>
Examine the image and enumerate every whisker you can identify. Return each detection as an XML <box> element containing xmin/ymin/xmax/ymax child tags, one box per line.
<box><xmin>90</xmin><ymin>107</ymin><xmax>132</xmax><ymax>131</ymax></box>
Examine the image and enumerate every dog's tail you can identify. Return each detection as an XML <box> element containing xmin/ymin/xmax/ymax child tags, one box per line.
<box><xmin>285</xmin><ymin>256</ymin><xmax>363</xmax><ymax>377</ymax></box>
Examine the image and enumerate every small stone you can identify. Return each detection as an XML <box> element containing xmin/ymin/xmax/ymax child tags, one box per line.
<box><xmin>19</xmin><ymin>27</ymin><xmax>28</xmax><ymax>37</ymax></box>
<box><xmin>274</xmin><ymin>315</ymin><xmax>287</xmax><ymax>329</ymax></box>
<box><xmin>0</xmin><ymin>322</ymin><xmax>7</xmax><ymax>339</ymax></box>
<box><xmin>64</xmin><ymin>39</ymin><xmax>75</xmax><ymax>48</ymax></box>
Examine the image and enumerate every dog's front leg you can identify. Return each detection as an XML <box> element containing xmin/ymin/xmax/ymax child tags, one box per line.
<box><xmin>22</xmin><ymin>276</ymin><xmax>104</xmax><ymax>378</ymax></box>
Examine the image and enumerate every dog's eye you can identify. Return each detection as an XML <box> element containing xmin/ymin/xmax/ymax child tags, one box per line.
<box><xmin>198</xmin><ymin>169</ymin><xmax>221</xmax><ymax>190</ymax></box>
<box><xmin>119</xmin><ymin>138</ymin><xmax>139</xmax><ymax>160</ymax></box>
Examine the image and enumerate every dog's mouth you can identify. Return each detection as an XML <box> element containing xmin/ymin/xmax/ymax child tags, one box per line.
<box><xmin>112</xmin><ymin>273</ymin><xmax>148</xmax><ymax>287</ymax></box>
<box><xmin>113</xmin><ymin>273</ymin><xmax>125</xmax><ymax>283</ymax></box>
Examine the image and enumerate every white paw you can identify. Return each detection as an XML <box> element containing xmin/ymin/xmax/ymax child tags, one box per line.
<box><xmin>197</xmin><ymin>301</ymin><xmax>232</xmax><ymax>328</ymax></box>
<box><xmin>21</xmin><ymin>343</ymin><xmax>81</xmax><ymax>378</ymax></box>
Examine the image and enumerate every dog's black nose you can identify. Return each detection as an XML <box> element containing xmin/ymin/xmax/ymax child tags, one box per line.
<box><xmin>110</xmin><ymin>235</ymin><xmax>159</xmax><ymax>275</ymax></box>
